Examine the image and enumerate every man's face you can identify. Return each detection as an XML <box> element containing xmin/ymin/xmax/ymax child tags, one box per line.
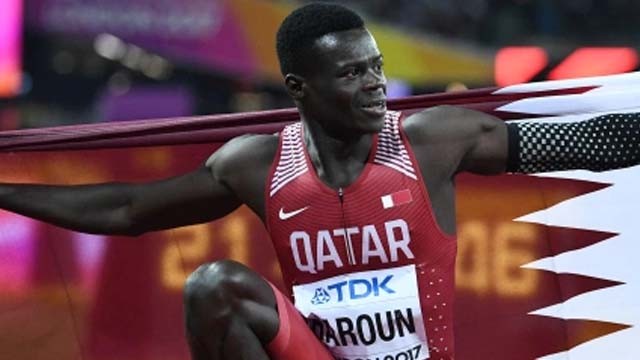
<box><xmin>301</xmin><ymin>28</ymin><xmax>387</xmax><ymax>136</ymax></box>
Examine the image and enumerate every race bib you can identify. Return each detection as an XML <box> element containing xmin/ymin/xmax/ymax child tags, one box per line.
<box><xmin>292</xmin><ymin>265</ymin><xmax>430</xmax><ymax>360</ymax></box>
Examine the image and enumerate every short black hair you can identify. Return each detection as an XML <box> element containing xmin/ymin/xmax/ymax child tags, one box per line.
<box><xmin>276</xmin><ymin>3</ymin><xmax>365</xmax><ymax>76</ymax></box>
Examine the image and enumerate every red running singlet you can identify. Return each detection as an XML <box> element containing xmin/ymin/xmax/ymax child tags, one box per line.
<box><xmin>266</xmin><ymin>111</ymin><xmax>457</xmax><ymax>360</ymax></box>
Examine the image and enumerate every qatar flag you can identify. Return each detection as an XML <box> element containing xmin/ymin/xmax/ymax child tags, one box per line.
<box><xmin>381</xmin><ymin>189</ymin><xmax>413</xmax><ymax>209</ymax></box>
<box><xmin>0</xmin><ymin>72</ymin><xmax>639</xmax><ymax>360</ymax></box>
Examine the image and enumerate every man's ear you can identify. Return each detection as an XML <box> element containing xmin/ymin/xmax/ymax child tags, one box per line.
<box><xmin>285</xmin><ymin>74</ymin><xmax>305</xmax><ymax>100</ymax></box>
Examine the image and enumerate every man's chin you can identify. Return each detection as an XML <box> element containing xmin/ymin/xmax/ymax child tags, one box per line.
<box><xmin>359</xmin><ymin>116</ymin><xmax>385</xmax><ymax>133</ymax></box>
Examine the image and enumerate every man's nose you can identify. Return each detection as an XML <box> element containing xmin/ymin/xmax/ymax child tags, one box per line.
<box><xmin>363</xmin><ymin>69</ymin><xmax>386</xmax><ymax>92</ymax></box>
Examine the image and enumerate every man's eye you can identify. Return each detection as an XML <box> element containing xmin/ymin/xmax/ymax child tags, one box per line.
<box><xmin>344</xmin><ymin>68</ymin><xmax>360</xmax><ymax>78</ymax></box>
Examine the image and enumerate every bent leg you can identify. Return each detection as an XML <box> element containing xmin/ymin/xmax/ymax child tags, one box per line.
<box><xmin>266</xmin><ymin>282</ymin><xmax>335</xmax><ymax>360</ymax></box>
<box><xmin>184</xmin><ymin>260</ymin><xmax>279</xmax><ymax>360</ymax></box>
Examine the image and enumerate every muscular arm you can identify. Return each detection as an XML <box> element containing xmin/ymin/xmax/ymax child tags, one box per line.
<box><xmin>0</xmin><ymin>137</ymin><xmax>263</xmax><ymax>236</ymax></box>
<box><xmin>0</xmin><ymin>167</ymin><xmax>240</xmax><ymax>236</ymax></box>
<box><xmin>405</xmin><ymin>105</ymin><xmax>509</xmax><ymax>177</ymax></box>
<box><xmin>406</xmin><ymin>107</ymin><xmax>640</xmax><ymax>177</ymax></box>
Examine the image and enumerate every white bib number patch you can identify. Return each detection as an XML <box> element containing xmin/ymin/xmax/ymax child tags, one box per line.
<box><xmin>292</xmin><ymin>265</ymin><xmax>430</xmax><ymax>360</ymax></box>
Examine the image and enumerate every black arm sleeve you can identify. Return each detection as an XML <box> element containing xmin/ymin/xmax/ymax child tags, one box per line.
<box><xmin>506</xmin><ymin>112</ymin><xmax>640</xmax><ymax>174</ymax></box>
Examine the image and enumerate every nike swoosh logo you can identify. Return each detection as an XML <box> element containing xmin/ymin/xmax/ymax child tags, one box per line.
<box><xmin>279</xmin><ymin>206</ymin><xmax>310</xmax><ymax>220</ymax></box>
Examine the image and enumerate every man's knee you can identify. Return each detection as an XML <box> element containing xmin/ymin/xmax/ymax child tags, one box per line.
<box><xmin>184</xmin><ymin>259</ymin><xmax>274</xmax><ymax>324</ymax></box>
<box><xmin>184</xmin><ymin>260</ymin><xmax>280</xmax><ymax>357</ymax></box>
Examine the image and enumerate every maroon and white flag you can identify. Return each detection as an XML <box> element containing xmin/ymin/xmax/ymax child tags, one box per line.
<box><xmin>0</xmin><ymin>72</ymin><xmax>638</xmax><ymax>360</ymax></box>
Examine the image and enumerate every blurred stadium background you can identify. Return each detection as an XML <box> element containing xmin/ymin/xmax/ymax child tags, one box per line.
<box><xmin>3</xmin><ymin>0</ymin><xmax>640</xmax><ymax>129</ymax></box>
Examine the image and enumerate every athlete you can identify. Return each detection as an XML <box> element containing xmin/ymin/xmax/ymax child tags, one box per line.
<box><xmin>0</xmin><ymin>3</ymin><xmax>639</xmax><ymax>360</ymax></box>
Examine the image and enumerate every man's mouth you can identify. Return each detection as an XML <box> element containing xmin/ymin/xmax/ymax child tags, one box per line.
<box><xmin>361</xmin><ymin>100</ymin><xmax>387</xmax><ymax>115</ymax></box>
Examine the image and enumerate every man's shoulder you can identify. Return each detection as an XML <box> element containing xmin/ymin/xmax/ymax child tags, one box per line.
<box><xmin>206</xmin><ymin>133</ymin><xmax>279</xmax><ymax>173</ymax></box>
<box><xmin>401</xmin><ymin>105</ymin><xmax>462</xmax><ymax>144</ymax></box>
<box><xmin>403</xmin><ymin>105</ymin><xmax>463</xmax><ymax>127</ymax></box>
<box><xmin>228</xmin><ymin>133</ymin><xmax>280</xmax><ymax>153</ymax></box>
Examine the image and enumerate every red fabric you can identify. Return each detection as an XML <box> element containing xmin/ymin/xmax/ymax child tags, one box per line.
<box><xmin>0</xmin><ymin>85</ymin><xmax>597</xmax><ymax>152</ymax></box>
<box><xmin>266</xmin><ymin>282</ymin><xmax>334</xmax><ymax>360</ymax></box>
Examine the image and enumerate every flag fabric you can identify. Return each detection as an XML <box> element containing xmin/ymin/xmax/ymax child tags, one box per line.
<box><xmin>3</xmin><ymin>71</ymin><xmax>640</xmax><ymax>151</ymax></box>
<box><xmin>0</xmin><ymin>73</ymin><xmax>639</xmax><ymax>360</ymax></box>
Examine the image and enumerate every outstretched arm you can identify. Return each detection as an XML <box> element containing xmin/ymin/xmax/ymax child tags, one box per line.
<box><xmin>406</xmin><ymin>106</ymin><xmax>640</xmax><ymax>176</ymax></box>
<box><xmin>0</xmin><ymin>141</ymin><xmax>247</xmax><ymax>236</ymax></box>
